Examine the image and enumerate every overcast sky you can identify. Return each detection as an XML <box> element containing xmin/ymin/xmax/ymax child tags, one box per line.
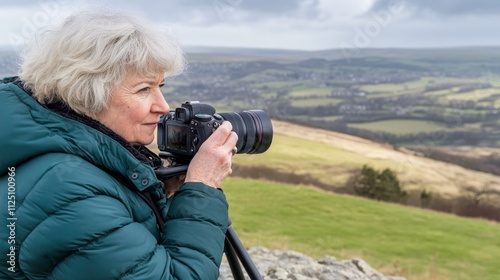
<box><xmin>1</xmin><ymin>0</ymin><xmax>500</xmax><ymax>51</ymax></box>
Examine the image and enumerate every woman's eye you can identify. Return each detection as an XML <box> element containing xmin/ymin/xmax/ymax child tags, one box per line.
<box><xmin>138</xmin><ymin>87</ymin><xmax>151</xmax><ymax>93</ymax></box>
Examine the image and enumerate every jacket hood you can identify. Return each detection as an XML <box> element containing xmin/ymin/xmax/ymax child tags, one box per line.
<box><xmin>0</xmin><ymin>77</ymin><xmax>160</xmax><ymax>192</ymax></box>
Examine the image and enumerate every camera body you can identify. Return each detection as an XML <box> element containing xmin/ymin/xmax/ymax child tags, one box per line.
<box><xmin>157</xmin><ymin>101</ymin><xmax>273</xmax><ymax>161</ymax></box>
<box><xmin>157</xmin><ymin>101</ymin><xmax>223</xmax><ymax>157</ymax></box>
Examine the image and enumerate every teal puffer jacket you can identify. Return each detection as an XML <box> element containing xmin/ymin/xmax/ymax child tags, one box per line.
<box><xmin>0</xmin><ymin>77</ymin><xmax>229</xmax><ymax>279</ymax></box>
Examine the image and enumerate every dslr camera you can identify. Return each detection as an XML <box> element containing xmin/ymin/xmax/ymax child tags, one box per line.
<box><xmin>157</xmin><ymin>101</ymin><xmax>273</xmax><ymax>162</ymax></box>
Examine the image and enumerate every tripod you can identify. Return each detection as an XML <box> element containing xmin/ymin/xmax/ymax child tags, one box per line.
<box><xmin>154</xmin><ymin>157</ymin><xmax>263</xmax><ymax>280</ymax></box>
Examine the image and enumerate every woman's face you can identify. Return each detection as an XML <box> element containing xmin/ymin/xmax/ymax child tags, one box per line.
<box><xmin>93</xmin><ymin>71</ymin><xmax>170</xmax><ymax>146</ymax></box>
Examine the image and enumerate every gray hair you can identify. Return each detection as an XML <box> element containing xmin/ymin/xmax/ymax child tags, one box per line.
<box><xmin>20</xmin><ymin>11</ymin><xmax>185</xmax><ymax>114</ymax></box>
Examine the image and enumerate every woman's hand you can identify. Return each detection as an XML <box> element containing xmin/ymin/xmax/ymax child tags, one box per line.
<box><xmin>163</xmin><ymin>175</ymin><xmax>186</xmax><ymax>198</ymax></box>
<box><xmin>184</xmin><ymin>121</ymin><xmax>238</xmax><ymax>188</ymax></box>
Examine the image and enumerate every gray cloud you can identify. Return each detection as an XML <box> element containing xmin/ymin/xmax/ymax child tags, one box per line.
<box><xmin>369</xmin><ymin>0</ymin><xmax>500</xmax><ymax>16</ymax></box>
<box><xmin>104</xmin><ymin>0</ymin><xmax>321</xmax><ymax>25</ymax></box>
<box><xmin>167</xmin><ymin>0</ymin><xmax>314</xmax><ymax>14</ymax></box>
<box><xmin>225</xmin><ymin>0</ymin><xmax>319</xmax><ymax>15</ymax></box>
<box><xmin>2</xmin><ymin>0</ymin><xmax>500</xmax><ymax>50</ymax></box>
<box><xmin>0</xmin><ymin>0</ymin><xmax>41</xmax><ymax>7</ymax></box>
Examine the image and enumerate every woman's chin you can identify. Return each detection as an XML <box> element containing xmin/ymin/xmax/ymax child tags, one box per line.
<box><xmin>131</xmin><ymin>135</ymin><xmax>155</xmax><ymax>146</ymax></box>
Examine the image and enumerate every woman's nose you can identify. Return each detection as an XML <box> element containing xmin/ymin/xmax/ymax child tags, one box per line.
<box><xmin>152</xmin><ymin>88</ymin><xmax>170</xmax><ymax>114</ymax></box>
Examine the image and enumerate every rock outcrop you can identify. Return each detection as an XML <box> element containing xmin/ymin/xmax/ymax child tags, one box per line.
<box><xmin>219</xmin><ymin>247</ymin><xmax>406</xmax><ymax>280</ymax></box>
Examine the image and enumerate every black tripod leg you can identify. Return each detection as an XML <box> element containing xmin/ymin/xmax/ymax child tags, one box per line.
<box><xmin>225</xmin><ymin>226</ymin><xmax>263</xmax><ymax>280</ymax></box>
<box><xmin>224</xmin><ymin>237</ymin><xmax>246</xmax><ymax>280</ymax></box>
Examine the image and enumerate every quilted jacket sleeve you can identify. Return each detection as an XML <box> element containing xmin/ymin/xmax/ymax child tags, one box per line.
<box><xmin>162</xmin><ymin>183</ymin><xmax>229</xmax><ymax>279</ymax></box>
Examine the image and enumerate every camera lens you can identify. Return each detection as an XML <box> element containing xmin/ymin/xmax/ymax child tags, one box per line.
<box><xmin>218</xmin><ymin>110</ymin><xmax>273</xmax><ymax>154</ymax></box>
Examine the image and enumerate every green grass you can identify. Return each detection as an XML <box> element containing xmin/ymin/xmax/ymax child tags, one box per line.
<box><xmin>478</xmin><ymin>100</ymin><xmax>500</xmax><ymax>108</ymax></box>
<box><xmin>487</xmin><ymin>75</ymin><xmax>500</xmax><ymax>87</ymax></box>
<box><xmin>444</xmin><ymin>88</ymin><xmax>500</xmax><ymax>101</ymax></box>
<box><xmin>359</xmin><ymin>77</ymin><xmax>435</xmax><ymax>93</ymax></box>
<box><xmin>365</xmin><ymin>89</ymin><xmax>421</xmax><ymax>98</ymax></box>
<box><xmin>294</xmin><ymin>115</ymin><xmax>345</xmax><ymax>122</ymax></box>
<box><xmin>289</xmin><ymin>88</ymin><xmax>332</xmax><ymax>97</ymax></box>
<box><xmin>423</xmin><ymin>88</ymin><xmax>454</xmax><ymax>97</ymax></box>
<box><xmin>254</xmin><ymin>81</ymin><xmax>305</xmax><ymax>89</ymax></box>
<box><xmin>290</xmin><ymin>98</ymin><xmax>343</xmax><ymax>107</ymax></box>
<box><xmin>348</xmin><ymin>120</ymin><xmax>448</xmax><ymax>135</ymax></box>
<box><xmin>359</xmin><ymin>82</ymin><xmax>412</xmax><ymax>93</ymax></box>
<box><xmin>311</xmin><ymin>115</ymin><xmax>343</xmax><ymax>121</ymax></box>
<box><xmin>423</xmin><ymin>77</ymin><xmax>481</xmax><ymax>84</ymax></box>
<box><xmin>346</xmin><ymin>117</ymin><xmax>480</xmax><ymax>134</ymax></box>
<box><xmin>223</xmin><ymin>177</ymin><xmax>500</xmax><ymax>280</ymax></box>
<box><xmin>359</xmin><ymin>77</ymin><xmax>486</xmax><ymax>96</ymax></box>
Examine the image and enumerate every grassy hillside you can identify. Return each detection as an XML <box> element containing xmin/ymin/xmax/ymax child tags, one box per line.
<box><xmin>149</xmin><ymin>119</ymin><xmax>500</xmax><ymax>198</ymax></box>
<box><xmin>147</xmin><ymin>119</ymin><xmax>500</xmax><ymax>278</ymax></box>
<box><xmin>232</xmin><ymin>120</ymin><xmax>500</xmax><ymax>198</ymax></box>
<box><xmin>222</xmin><ymin>177</ymin><xmax>500</xmax><ymax>280</ymax></box>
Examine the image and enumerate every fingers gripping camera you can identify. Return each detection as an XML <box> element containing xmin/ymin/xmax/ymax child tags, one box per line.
<box><xmin>157</xmin><ymin>101</ymin><xmax>273</xmax><ymax>160</ymax></box>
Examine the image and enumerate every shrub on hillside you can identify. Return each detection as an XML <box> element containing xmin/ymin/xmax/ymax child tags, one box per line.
<box><xmin>352</xmin><ymin>165</ymin><xmax>407</xmax><ymax>203</ymax></box>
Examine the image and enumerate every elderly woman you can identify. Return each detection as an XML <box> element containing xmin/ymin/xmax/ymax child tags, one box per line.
<box><xmin>0</xmin><ymin>11</ymin><xmax>237</xmax><ymax>279</ymax></box>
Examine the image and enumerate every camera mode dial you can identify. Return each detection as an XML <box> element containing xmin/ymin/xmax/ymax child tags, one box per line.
<box><xmin>194</xmin><ymin>114</ymin><xmax>212</xmax><ymax>122</ymax></box>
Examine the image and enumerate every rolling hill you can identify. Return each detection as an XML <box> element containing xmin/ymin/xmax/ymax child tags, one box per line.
<box><xmin>231</xmin><ymin>120</ymin><xmax>500</xmax><ymax>199</ymax></box>
<box><xmin>150</xmin><ymin>119</ymin><xmax>500</xmax><ymax>201</ymax></box>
